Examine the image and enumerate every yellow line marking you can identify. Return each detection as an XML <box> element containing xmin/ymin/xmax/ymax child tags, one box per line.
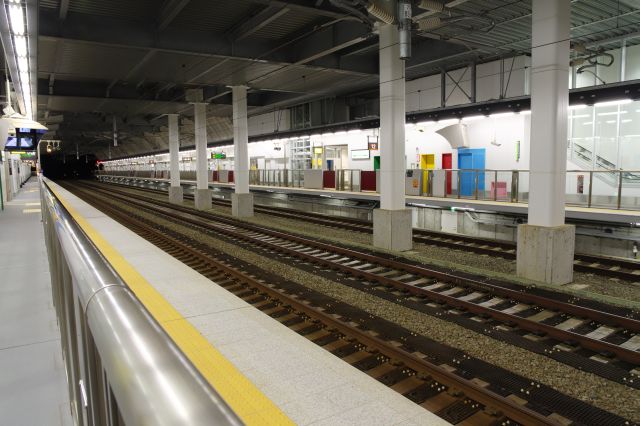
<box><xmin>24</xmin><ymin>202</ymin><xmax>40</xmax><ymax>206</ymax></box>
<box><xmin>46</xmin><ymin>182</ymin><xmax>293</xmax><ymax>426</ymax></box>
<box><xmin>23</xmin><ymin>208</ymin><xmax>41</xmax><ymax>214</ymax></box>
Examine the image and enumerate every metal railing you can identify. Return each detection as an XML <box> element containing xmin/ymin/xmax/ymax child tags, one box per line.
<box><xmin>98</xmin><ymin>168</ymin><xmax>640</xmax><ymax>210</ymax></box>
<box><xmin>41</xmin><ymin>178</ymin><xmax>242</xmax><ymax>426</ymax></box>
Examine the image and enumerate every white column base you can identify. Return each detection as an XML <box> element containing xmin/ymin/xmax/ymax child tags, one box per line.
<box><xmin>517</xmin><ymin>224</ymin><xmax>575</xmax><ymax>285</ymax></box>
<box><xmin>168</xmin><ymin>186</ymin><xmax>183</xmax><ymax>204</ymax></box>
<box><xmin>194</xmin><ymin>189</ymin><xmax>212</xmax><ymax>210</ymax></box>
<box><xmin>232</xmin><ymin>193</ymin><xmax>254</xmax><ymax>218</ymax></box>
<box><xmin>373</xmin><ymin>208</ymin><xmax>413</xmax><ymax>252</ymax></box>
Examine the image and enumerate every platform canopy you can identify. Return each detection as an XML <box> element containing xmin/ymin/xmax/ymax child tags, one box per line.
<box><xmin>13</xmin><ymin>0</ymin><xmax>639</xmax><ymax>158</ymax></box>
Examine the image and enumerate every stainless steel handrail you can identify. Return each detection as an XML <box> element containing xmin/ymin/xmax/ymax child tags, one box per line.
<box><xmin>41</xmin><ymin>178</ymin><xmax>243</xmax><ymax>426</ymax></box>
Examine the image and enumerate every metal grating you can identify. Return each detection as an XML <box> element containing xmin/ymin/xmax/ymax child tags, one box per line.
<box><xmin>167</xmin><ymin>0</ymin><xmax>258</xmax><ymax>33</ymax></box>
<box><xmin>247</xmin><ymin>11</ymin><xmax>325</xmax><ymax>41</ymax></box>
<box><xmin>39</xmin><ymin>0</ymin><xmax>59</xmax><ymax>9</ymax></box>
<box><xmin>67</xmin><ymin>0</ymin><xmax>158</xmax><ymax>22</ymax></box>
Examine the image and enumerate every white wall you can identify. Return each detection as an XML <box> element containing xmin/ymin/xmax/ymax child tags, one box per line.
<box><xmin>406</xmin><ymin>55</ymin><xmax>530</xmax><ymax>112</ymax></box>
<box><xmin>248</xmin><ymin>111</ymin><xmax>290</xmax><ymax>136</ymax></box>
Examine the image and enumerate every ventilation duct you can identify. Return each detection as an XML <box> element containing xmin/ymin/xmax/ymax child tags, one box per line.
<box><xmin>418</xmin><ymin>0</ymin><xmax>445</xmax><ymax>12</ymax></box>
<box><xmin>436</xmin><ymin>123</ymin><xmax>469</xmax><ymax>149</ymax></box>
<box><xmin>367</xmin><ymin>1</ymin><xmax>395</xmax><ymax>24</ymax></box>
<box><xmin>417</xmin><ymin>17</ymin><xmax>442</xmax><ymax>30</ymax></box>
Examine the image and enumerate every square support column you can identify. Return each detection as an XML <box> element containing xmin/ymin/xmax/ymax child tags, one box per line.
<box><xmin>194</xmin><ymin>102</ymin><xmax>211</xmax><ymax>210</ymax></box>
<box><xmin>517</xmin><ymin>0</ymin><xmax>575</xmax><ymax>284</ymax></box>
<box><xmin>167</xmin><ymin>114</ymin><xmax>183</xmax><ymax>204</ymax></box>
<box><xmin>373</xmin><ymin>23</ymin><xmax>412</xmax><ymax>251</ymax></box>
<box><xmin>231</xmin><ymin>86</ymin><xmax>253</xmax><ymax>217</ymax></box>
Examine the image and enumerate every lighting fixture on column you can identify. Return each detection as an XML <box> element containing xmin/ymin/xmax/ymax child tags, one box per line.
<box><xmin>4</xmin><ymin>0</ymin><xmax>33</xmax><ymax>119</ymax></box>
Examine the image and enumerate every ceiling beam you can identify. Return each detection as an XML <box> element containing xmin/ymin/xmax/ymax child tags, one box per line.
<box><xmin>157</xmin><ymin>0</ymin><xmax>191</xmax><ymax>31</ymax></box>
<box><xmin>59</xmin><ymin>0</ymin><xmax>70</xmax><ymax>20</ymax></box>
<box><xmin>228</xmin><ymin>5</ymin><xmax>290</xmax><ymax>42</ymax></box>
<box><xmin>251</xmin><ymin>0</ymin><xmax>349</xmax><ymax>20</ymax></box>
<box><xmin>39</xmin><ymin>8</ymin><xmax>378</xmax><ymax>77</ymax></box>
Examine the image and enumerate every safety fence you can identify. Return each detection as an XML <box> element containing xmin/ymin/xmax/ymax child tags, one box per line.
<box><xmin>40</xmin><ymin>178</ymin><xmax>241</xmax><ymax>426</ymax></box>
<box><xmin>98</xmin><ymin>168</ymin><xmax>640</xmax><ymax>210</ymax></box>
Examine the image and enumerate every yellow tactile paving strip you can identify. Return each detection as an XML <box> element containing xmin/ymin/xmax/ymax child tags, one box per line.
<box><xmin>46</xmin><ymin>182</ymin><xmax>294</xmax><ymax>426</ymax></box>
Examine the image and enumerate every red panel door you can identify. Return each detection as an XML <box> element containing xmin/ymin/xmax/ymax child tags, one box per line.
<box><xmin>442</xmin><ymin>153</ymin><xmax>452</xmax><ymax>195</ymax></box>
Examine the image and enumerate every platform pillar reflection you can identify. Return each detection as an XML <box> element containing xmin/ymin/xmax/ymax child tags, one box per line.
<box><xmin>517</xmin><ymin>0</ymin><xmax>575</xmax><ymax>284</ymax></box>
<box><xmin>167</xmin><ymin>114</ymin><xmax>183</xmax><ymax>204</ymax></box>
<box><xmin>231</xmin><ymin>86</ymin><xmax>254</xmax><ymax>217</ymax></box>
<box><xmin>373</xmin><ymin>23</ymin><xmax>412</xmax><ymax>251</ymax></box>
<box><xmin>194</xmin><ymin>102</ymin><xmax>212</xmax><ymax>210</ymax></box>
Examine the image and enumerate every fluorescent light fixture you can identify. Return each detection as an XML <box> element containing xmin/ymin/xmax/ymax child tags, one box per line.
<box><xmin>572</xmin><ymin>114</ymin><xmax>590</xmax><ymax>119</ymax></box>
<box><xmin>437</xmin><ymin>118</ymin><xmax>459</xmax><ymax>125</ymax></box>
<box><xmin>569</xmin><ymin>104</ymin><xmax>587</xmax><ymax>110</ymax></box>
<box><xmin>17</xmin><ymin>56</ymin><xmax>28</xmax><ymax>72</ymax></box>
<box><xmin>518</xmin><ymin>110</ymin><xmax>531</xmax><ymax>115</ymax></box>
<box><xmin>582</xmin><ymin>122</ymin><xmax>594</xmax><ymax>125</ymax></box>
<box><xmin>417</xmin><ymin>120</ymin><xmax>435</xmax><ymax>126</ymax></box>
<box><xmin>461</xmin><ymin>115</ymin><xmax>485</xmax><ymax>122</ymax></box>
<box><xmin>8</xmin><ymin>5</ymin><xmax>25</xmax><ymax>35</ymax></box>
<box><xmin>594</xmin><ymin>99</ymin><xmax>632</xmax><ymax>107</ymax></box>
<box><xmin>13</xmin><ymin>35</ymin><xmax>27</xmax><ymax>57</ymax></box>
<box><xmin>347</xmin><ymin>129</ymin><xmax>363</xmax><ymax>134</ymax></box>
<box><xmin>405</xmin><ymin>122</ymin><xmax>416</xmax><ymax>127</ymax></box>
<box><xmin>605</xmin><ymin>120</ymin><xmax>616</xmax><ymax>124</ymax></box>
<box><xmin>490</xmin><ymin>112</ymin><xmax>514</xmax><ymax>118</ymax></box>
<box><xmin>621</xmin><ymin>119</ymin><xmax>632</xmax><ymax>123</ymax></box>
<box><xmin>597</xmin><ymin>111</ymin><xmax>627</xmax><ymax>116</ymax></box>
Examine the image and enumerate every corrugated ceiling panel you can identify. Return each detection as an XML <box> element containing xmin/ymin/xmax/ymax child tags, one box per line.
<box><xmin>247</xmin><ymin>11</ymin><xmax>323</xmax><ymax>41</ymax></box>
<box><xmin>168</xmin><ymin>0</ymin><xmax>257</xmax><ymax>33</ymax></box>
<box><xmin>68</xmin><ymin>0</ymin><xmax>157</xmax><ymax>21</ymax></box>
<box><xmin>54</xmin><ymin>42</ymin><xmax>148</xmax><ymax>81</ymax></box>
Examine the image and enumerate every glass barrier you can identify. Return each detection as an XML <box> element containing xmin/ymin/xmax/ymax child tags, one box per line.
<box><xmin>99</xmin><ymin>168</ymin><xmax>640</xmax><ymax>210</ymax></box>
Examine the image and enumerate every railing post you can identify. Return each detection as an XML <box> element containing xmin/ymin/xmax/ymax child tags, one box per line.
<box><xmin>588</xmin><ymin>171</ymin><xmax>593</xmax><ymax>208</ymax></box>
<box><xmin>494</xmin><ymin>170</ymin><xmax>498</xmax><ymax>201</ymax></box>
<box><xmin>350</xmin><ymin>170</ymin><xmax>354</xmax><ymax>192</ymax></box>
<box><xmin>457</xmin><ymin>171</ymin><xmax>461</xmax><ymax>199</ymax></box>
<box><xmin>617</xmin><ymin>170</ymin><xmax>623</xmax><ymax>209</ymax></box>
<box><xmin>511</xmin><ymin>171</ymin><xmax>519</xmax><ymax>203</ymax></box>
<box><xmin>474</xmin><ymin>170</ymin><xmax>479</xmax><ymax>200</ymax></box>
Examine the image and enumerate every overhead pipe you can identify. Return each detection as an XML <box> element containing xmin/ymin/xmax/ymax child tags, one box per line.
<box><xmin>397</xmin><ymin>0</ymin><xmax>412</xmax><ymax>59</ymax></box>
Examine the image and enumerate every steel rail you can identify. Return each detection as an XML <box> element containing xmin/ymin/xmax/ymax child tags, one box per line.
<box><xmin>75</xmin><ymin>185</ymin><xmax>557</xmax><ymax>426</ymax></box>
<box><xmin>95</xmin><ymin>177</ymin><xmax>640</xmax><ymax>280</ymax></box>
<box><xmin>80</xmin><ymin>183</ymin><xmax>640</xmax><ymax>366</ymax></box>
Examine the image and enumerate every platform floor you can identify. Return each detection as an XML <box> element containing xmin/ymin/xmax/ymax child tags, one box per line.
<box><xmin>50</xmin><ymin>179</ymin><xmax>450</xmax><ymax>425</ymax></box>
<box><xmin>99</xmin><ymin>175</ymin><xmax>639</xmax><ymax>224</ymax></box>
<box><xmin>0</xmin><ymin>179</ymin><xmax>72</xmax><ymax>425</ymax></box>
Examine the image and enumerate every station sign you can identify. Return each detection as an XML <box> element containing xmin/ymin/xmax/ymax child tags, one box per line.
<box><xmin>351</xmin><ymin>149</ymin><xmax>370</xmax><ymax>160</ymax></box>
<box><xmin>211</xmin><ymin>152</ymin><xmax>226</xmax><ymax>159</ymax></box>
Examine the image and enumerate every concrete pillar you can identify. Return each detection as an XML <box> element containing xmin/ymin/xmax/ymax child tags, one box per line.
<box><xmin>231</xmin><ymin>86</ymin><xmax>254</xmax><ymax>217</ymax></box>
<box><xmin>167</xmin><ymin>114</ymin><xmax>183</xmax><ymax>204</ymax></box>
<box><xmin>194</xmin><ymin>103</ymin><xmax>211</xmax><ymax>210</ymax></box>
<box><xmin>517</xmin><ymin>0</ymin><xmax>575</xmax><ymax>284</ymax></box>
<box><xmin>373</xmin><ymin>23</ymin><xmax>412</xmax><ymax>251</ymax></box>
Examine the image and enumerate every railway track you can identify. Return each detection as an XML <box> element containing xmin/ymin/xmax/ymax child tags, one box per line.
<box><xmin>75</xmin><ymin>182</ymin><xmax>640</xmax><ymax>380</ymax></box>
<box><xmin>97</xmin><ymin>177</ymin><xmax>640</xmax><ymax>282</ymax></box>
<box><xmin>61</xmin><ymin>180</ymin><xmax>636</xmax><ymax>426</ymax></box>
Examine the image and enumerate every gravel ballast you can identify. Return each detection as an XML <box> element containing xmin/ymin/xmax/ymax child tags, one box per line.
<box><xmin>90</xmin><ymin>190</ymin><xmax>640</xmax><ymax>422</ymax></box>
<box><xmin>102</xmin><ymin>182</ymin><xmax>640</xmax><ymax>307</ymax></box>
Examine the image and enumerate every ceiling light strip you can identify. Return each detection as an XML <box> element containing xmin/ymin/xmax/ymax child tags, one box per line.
<box><xmin>5</xmin><ymin>0</ymin><xmax>32</xmax><ymax>118</ymax></box>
